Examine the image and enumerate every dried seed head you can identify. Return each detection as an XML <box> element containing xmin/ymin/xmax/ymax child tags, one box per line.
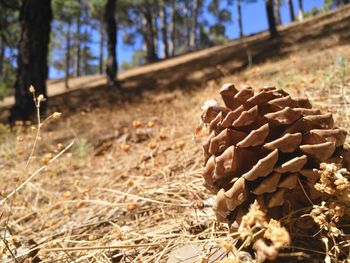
<box><xmin>13</xmin><ymin>176</ymin><xmax>20</xmax><ymax>182</ymax></box>
<box><xmin>159</xmin><ymin>131</ymin><xmax>167</xmax><ymax>140</ymax></box>
<box><xmin>41</xmin><ymin>153</ymin><xmax>53</xmax><ymax>165</ymax></box>
<box><xmin>29</xmin><ymin>85</ymin><xmax>35</xmax><ymax>93</ymax></box>
<box><xmin>144</xmin><ymin>170</ymin><xmax>152</xmax><ymax>177</ymax></box>
<box><xmin>264</xmin><ymin>219</ymin><xmax>290</xmax><ymax>248</ymax></box>
<box><xmin>37</xmin><ymin>94</ymin><xmax>45</xmax><ymax>102</ymax></box>
<box><xmin>220</xmin><ymin>240</ymin><xmax>234</xmax><ymax>253</ymax></box>
<box><xmin>127</xmin><ymin>179</ymin><xmax>134</xmax><ymax>187</ymax></box>
<box><xmin>127</xmin><ymin>202</ymin><xmax>138</xmax><ymax>212</ymax></box>
<box><xmin>121</xmin><ymin>144</ymin><xmax>131</xmax><ymax>152</ymax></box>
<box><xmin>63</xmin><ymin>191</ymin><xmax>71</xmax><ymax>198</ymax></box>
<box><xmin>176</xmin><ymin>140</ymin><xmax>186</xmax><ymax>150</ymax></box>
<box><xmin>148</xmin><ymin>142</ymin><xmax>158</xmax><ymax>150</ymax></box>
<box><xmin>52</xmin><ymin>112</ymin><xmax>62</xmax><ymax>120</ymax></box>
<box><xmin>132</xmin><ymin>120</ymin><xmax>142</xmax><ymax>129</ymax></box>
<box><xmin>147</xmin><ymin>120</ymin><xmax>155</xmax><ymax>128</ymax></box>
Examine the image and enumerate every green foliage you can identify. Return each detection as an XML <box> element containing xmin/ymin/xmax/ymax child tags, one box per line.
<box><xmin>0</xmin><ymin>82</ymin><xmax>9</xmax><ymax>101</ymax></box>
<box><xmin>88</xmin><ymin>0</ymin><xmax>107</xmax><ymax>19</ymax></box>
<box><xmin>121</xmin><ymin>50</ymin><xmax>146</xmax><ymax>70</ymax></box>
<box><xmin>304</xmin><ymin>0</ymin><xmax>341</xmax><ymax>18</ymax></box>
<box><xmin>52</xmin><ymin>0</ymin><xmax>81</xmax><ymax>23</ymax></box>
<box><xmin>0</xmin><ymin>55</ymin><xmax>16</xmax><ymax>100</ymax></box>
<box><xmin>74</xmin><ymin>138</ymin><xmax>91</xmax><ymax>160</ymax></box>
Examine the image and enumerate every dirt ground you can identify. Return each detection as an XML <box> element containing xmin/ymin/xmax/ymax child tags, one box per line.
<box><xmin>1</xmin><ymin>6</ymin><xmax>350</xmax><ymax>263</ymax></box>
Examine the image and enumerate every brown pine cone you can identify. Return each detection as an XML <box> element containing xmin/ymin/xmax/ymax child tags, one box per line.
<box><xmin>201</xmin><ymin>84</ymin><xmax>350</xmax><ymax>223</ymax></box>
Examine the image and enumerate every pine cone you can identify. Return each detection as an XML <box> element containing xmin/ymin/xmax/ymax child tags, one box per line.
<box><xmin>201</xmin><ymin>84</ymin><xmax>350</xmax><ymax>223</ymax></box>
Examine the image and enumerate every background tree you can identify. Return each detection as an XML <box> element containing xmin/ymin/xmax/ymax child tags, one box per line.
<box><xmin>231</xmin><ymin>0</ymin><xmax>257</xmax><ymax>38</ymax></box>
<box><xmin>274</xmin><ymin>0</ymin><xmax>281</xmax><ymax>25</ymax></box>
<box><xmin>104</xmin><ymin>0</ymin><xmax>118</xmax><ymax>85</ymax></box>
<box><xmin>288</xmin><ymin>0</ymin><xmax>295</xmax><ymax>21</ymax></box>
<box><xmin>298</xmin><ymin>0</ymin><xmax>304</xmax><ymax>21</ymax></box>
<box><xmin>140</xmin><ymin>2</ymin><xmax>159</xmax><ymax>63</ymax></box>
<box><xmin>265</xmin><ymin>0</ymin><xmax>278</xmax><ymax>38</ymax></box>
<box><xmin>236</xmin><ymin>0</ymin><xmax>243</xmax><ymax>37</ymax></box>
<box><xmin>10</xmin><ymin>0</ymin><xmax>52</xmax><ymax>122</ymax></box>
<box><xmin>168</xmin><ymin>0</ymin><xmax>176</xmax><ymax>56</ymax></box>
<box><xmin>207</xmin><ymin>0</ymin><xmax>231</xmax><ymax>45</ymax></box>
<box><xmin>0</xmin><ymin>3</ymin><xmax>19</xmax><ymax>100</ymax></box>
<box><xmin>52</xmin><ymin>0</ymin><xmax>81</xmax><ymax>89</ymax></box>
<box><xmin>159</xmin><ymin>1</ymin><xmax>169</xmax><ymax>58</ymax></box>
<box><xmin>89</xmin><ymin>0</ymin><xmax>104</xmax><ymax>74</ymax></box>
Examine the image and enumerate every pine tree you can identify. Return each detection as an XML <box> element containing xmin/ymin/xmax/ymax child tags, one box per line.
<box><xmin>104</xmin><ymin>0</ymin><xmax>118</xmax><ymax>85</ymax></box>
<box><xmin>10</xmin><ymin>0</ymin><xmax>52</xmax><ymax>122</ymax></box>
<box><xmin>288</xmin><ymin>0</ymin><xmax>295</xmax><ymax>21</ymax></box>
<box><xmin>265</xmin><ymin>0</ymin><xmax>278</xmax><ymax>38</ymax></box>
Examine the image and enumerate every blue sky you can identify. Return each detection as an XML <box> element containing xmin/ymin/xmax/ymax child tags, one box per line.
<box><xmin>49</xmin><ymin>0</ymin><xmax>324</xmax><ymax>78</ymax></box>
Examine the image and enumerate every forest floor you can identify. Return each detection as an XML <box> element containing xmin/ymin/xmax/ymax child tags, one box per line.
<box><xmin>0</xmin><ymin>41</ymin><xmax>350</xmax><ymax>262</ymax></box>
<box><xmin>1</xmin><ymin>6</ymin><xmax>350</xmax><ymax>263</ymax></box>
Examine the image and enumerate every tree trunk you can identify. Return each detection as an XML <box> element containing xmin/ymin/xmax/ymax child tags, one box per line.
<box><xmin>152</xmin><ymin>13</ymin><xmax>158</xmax><ymax>58</ymax></box>
<box><xmin>104</xmin><ymin>0</ymin><xmax>117</xmax><ymax>85</ymax></box>
<box><xmin>0</xmin><ymin>37</ymin><xmax>5</xmax><ymax>77</ymax></box>
<box><xmin>82</xmin><ymin>40</ymin><xmax>88</xmax><ymax>75</ymax></box>
<box><xmin>265</xmin><ymin>0</ymin><xmax>278</xmax><ymax>38</ymax></box>
<box><xmin>74</xmin><ymin>16</ymin><xmax>81</xmax><ymax>77</ymax></box>
<box><xmin>189</xmin><ymin>0</ymin><xmax>199</xmax><ymax>50</ymax></box>
<box><xmin>274</xmin><ymin>0</ymin><xmax>281</xmax><ymax>25</ymax></box>
<box><xmin>99</xmin><ymin>19</ymin><xmax>104</xmax><ymax>74</ymax></box>
<box><xmin>288</xmin><ymin>0</ymin><xmax>295</xmax><ymax>22</ymax></box>
<box><xmin>237</xmin><ymin>0</ymin><xmax>243</xmax><ymax>38</ymax></box>
<box><xmin>142</xmin><ymin>7</ymin><xmax>158</xmax><ymax>63</ymax></box>
<box><xmin>169</xmin><ymin>0</ymin><xmax>176</xmax><ymax>57</ymax></box>
<box><xmin>184</xmin><ymin>0</ymin><xmax>191</xmax><ymax>51</ymax></box>
<box><xmin>10</xmin><ymin>0</ymin><xmax>52</xmax><ymax>122</ymax></box>
<box><xmin>160</xmin><ymin>4</ymin><xmax>169</xmax><ymax>58</ymax></box>
<box><xmin>65</xmin><ymin>22</ymin><xmax>71</xmax><ymax>90</ymax></box>
<box><xmin>298</xmin><ymin>0</ymin><xmax>304</xmax><ymax>21</ymax></box>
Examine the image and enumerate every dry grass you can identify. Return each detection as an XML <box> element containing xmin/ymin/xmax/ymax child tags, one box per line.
<box><xmin>1</xmin><ymin>44</ymin><xmax>350</xmax><ymax>262</ymax></box>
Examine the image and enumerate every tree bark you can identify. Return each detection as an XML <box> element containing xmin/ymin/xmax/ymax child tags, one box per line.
<box><xmin>0</xmin><ymin>37</ymin><xmax>5</xmax><ymax>77</ymax></box>
<box><xmin>65</xmin><ymin>21</ymin><xmax>71</xmax><ymax>90</ymax></box>
<box><xmin>237</xmin><ymin>0</ymin><xmax>243</xmax><ymax>38</ymax></box>
<box><xmin>74</xmin><ymin>15</ymin><xmax>81</xmax><ymax>77</ymax></box>
<box><xmin>10</xmin><ymin>0</ymin><xmax>52</xmax><ymax>122</ymax></box>
<box><xmin>99</xmin><ymin>19</ymin><xmax>104</xmax><ymax>74</ymax></box>
<box><xmin>189</xmin><ymin>0</ymin><xmax>199</xmax><ymax>50</ymax></box>
<box><xmin>152</xmin><ymin>13</ymin><xmax>158</xmax><ymax>58</ymax></box>
<box><xmin>288</xmin><ymin>0</ymin><xmax>295</xmax><ymax>22</ymax></box>
<box><xmin>274</xmin><ymin>0</ymin><xmax>281</xmax><ymax>25</ymax></box>
<box><xmin>142</xmin><ymin>7</ymin><xmax>158</xmax><ymax>63</ymax></box>
<box><xmin>82</xmin><ymin>32</ymin><xmax>88</xmax><ymax>76</ymax></box>
<box><xmin>104</xmin><ymin>0</ymin><xmax>117</xmax><ymax>85</ymax></box>
<box><xmin>298</xmin><ymin>0</ymin><xmax>304</xmax><ymax>21</ymax></box>
<box><xmin>265</xmin><ymin>0</ymin><xmax>278</xmax><ymax>38</ymax></box>
<box><xmin>160</xmin><ymin>4</ymin><xmax>169</xmax><ymax>58</ymax></box>
<box><xmin>168</xmin><ymin>0</ymin><xmax>176</xmax><ymax>57</ymax></box>
<box><xmin>183</xmin><ymin>0</ymin><xmax>191</xmax><ymax>51</ymax></box>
